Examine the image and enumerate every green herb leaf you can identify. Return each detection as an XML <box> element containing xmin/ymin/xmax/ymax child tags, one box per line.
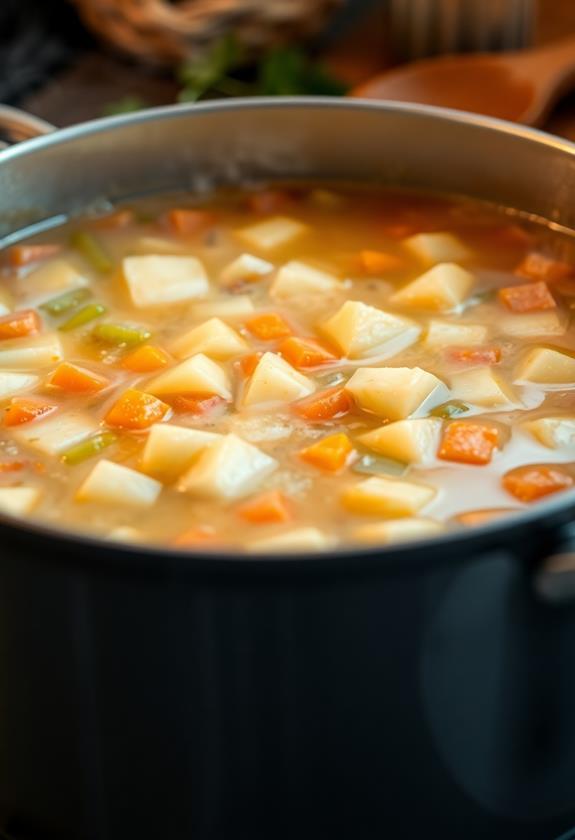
<box><xmin>102</xmin><ymin>96</ymin><xmax>147</xmax><ymax>117</ymax></box>
<box><xmin>178</xmin><ymin>33</ymin><xmax>244</xmax><ymax>102</ymax></box>
<box><xmin>258</xmin><ymin>48</ymin><xmax>348</xmax><ymax>97</ymax></box>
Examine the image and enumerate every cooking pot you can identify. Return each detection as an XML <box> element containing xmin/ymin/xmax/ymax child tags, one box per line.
<box><xmin>0</xmin><ymin>98</ymin><xmax>575</xmax><ymax>840</ymax></box>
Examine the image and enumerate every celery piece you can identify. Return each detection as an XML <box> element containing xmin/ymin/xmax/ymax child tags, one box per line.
<box><xmin>352</xmin><ymin>455</ymin><xmax>407</xmax><ymax>478</ymax></box>
<box><xmin>59</xmin><ymin>303</ymin><xmax>107</xmax><ymax>332</ymax></box>
<box><xmin>92</xmin><ymin>323</ymin><xmax>152</xmax><ymax>348</ymax></box>
<box><xmin>70</xmin><ymin>231</ymin><xmax>113</xmax><ymax>273</ymax></box>
<box><xmin>62</xmin><ymin>432</ymin><xmax>117</xmax><ymax>466</ymax></box>
<box><xmin>430</xmin><ymin>400</ymin><xmax>470</xmax><ymax>419</ymax></box>
<box><xmin>41</xmin><ymin>287</ymin><xmax>91</xmax><ymax>316</ymax></box>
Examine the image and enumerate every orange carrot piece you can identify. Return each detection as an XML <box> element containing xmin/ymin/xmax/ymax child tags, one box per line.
<box><xmin>90</xmin><ymin>209</ymin><xmax>134</xmax><ymax>230</ymax></box>
<box><xmin>169</xmin><ymin>394</ymin><xmax>227</xmax><ymax>415</ymax></box>
<box><xmin>279</xmin><ymin>336</ymin><xmax>337</xmax><ymax>368</ymax></box>
<box><xmin>236</xmin><ymin>490</ymin><xmax>292</xmax><ymax>525</ymax></box>
<box><xmin>502</xmin><ymin>464</ymin><xmax>573</xmax><ymax>503</ymax></box>
<box><xmin>49</xmin><ymin>362</ymin><xmax>109</xmax><ymax>394</ymax></box>
<box><xmin>515</xmin><ymin>252</ymin><xmax>574</xmax><ymax>283</ymax></box>
<box><xmin>105</xmin><ymin>389</ymin><xmax>170</xmax><ymax>430</ymax></box>
<box><xmin>498</xmin><ymin>281</ymin><xmax>556</xmax><ymax>313</ymax></box>
<box><xmin>0</xmin><ymin>309</ymin><xmax>41</xmax><ymax>340</ymax></box>
<box><xmin>173</xmin><ymin>526</ymin><xmax>224</xmax><ymax>549</ymax></box>
<box><xmin>456</xmin><ymin>508</ymin><xmax>515</xmax><ymax>527</ymax></box>
<box><xmin>438</xmin><ymin>421</ymin><xmax>500</xmax><ymax>466</ymax></box>
<box><xmin>167</xmin><ymin>209</ymin><xmax>216</xmax><ymax>236</ymax></box>
<box><xmin>237</xmin><ymin>352</ymin><xmax>264</xmax><ymax>378</ymax></box>
<box><xmin>299</xmin><ymin>433</ymin><xmax>354</xmax><ymax>472</ymax></box>
<box><xmin>0</xmin><ymin>460</ymin><xmax>27</xmax><ymax>473</ymax></box>
<box><xmin>294</xmin><ymin>387</ymin><xmax>352</xmax><ymax>421</ymax></box>
<box><xmin>4</xmin><ymin>397</ymin><xmax>56</xmax><ymax>427</ymax></box>
<box><xmin>246</xmin><ymin>190</ymin><xmax>292</xmax><ymax>214</ymax></box>
<box><xmin>6</xmin><ymin>244</ymin><xmax>61</xmax><ymax>267</ymax></box>
<box><xmin>447</xmin><ymin>347</ymin><xmax>501</xmax><ymax>365</ymax></box>
<box><xmin>245</xmin><ymin>312</ymin><xmax>292</xmax><ymax>341</ymax></box>
<box><xmin>121</xmin><ymin>344</ymin><xmax>171</xmax><ymax>373</ymax></box>
<box><xmin>359</xmin><ymin>250</ymin><xmax>404</xmax><ymax>275</ymax></box>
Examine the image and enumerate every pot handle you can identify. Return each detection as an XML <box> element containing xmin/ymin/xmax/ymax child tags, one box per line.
<box><xmin>534</xmin><ymin>521</ymin><xmax>575</xmax><ymax>605</ymax></box>
<box><xmin>0</xmin><ymin>105</ymin><xmax>56</xmax><ymax>148</ymax></box>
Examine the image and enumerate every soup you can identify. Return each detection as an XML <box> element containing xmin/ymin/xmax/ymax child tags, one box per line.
<box><xmin>0</xmin><ymin>185</ymin><xmax>574</xmax><ymax>552</ymax></box>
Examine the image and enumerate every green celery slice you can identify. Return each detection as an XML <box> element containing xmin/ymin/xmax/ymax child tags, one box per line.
<box><xmin>352</xmin><ymin>454</ymin><xmax>408</xmax><ymax>477</ymax></box>
<box><xmin>59</xmin><ymin>303</ymin><xmax>107</xmax><ymax>332</ymax></box>
<box><xmin>92</xmin><ymin>323</ymin><xmax>152</xmax><ymax>347</ymax></box>
<box><xmin>40</xmin><ymin>287</ymin><xmax>91</xmax><ymax>316</ymax></box>
<box><xmin>430</xmin><ymin>400</ymin><xmax>470</xmax><ymax>419</ymax></box>
<box><xmin>70</xmin><ymin>231</ymin><xmax>113</xmax><ymax>273</ymax></box>
<box><xmin>62</xmin><ymin>432</ymin><xmax>117</xmax><ymax>466</ymax></box>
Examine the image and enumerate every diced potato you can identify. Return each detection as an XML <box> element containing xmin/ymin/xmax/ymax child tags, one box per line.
<box><xmin>76</xmin><ymin>459</ymin><xmax>162</xmax><ymax>507</ymax></box>
<box><xmin>247</xmin><ymin>527</ymin><xmax>331</xmax><ymax>552</ymax></box>
<box><xmin>177</xmin><ymin>433</ymin><xmax>277</xmax><ymax>500</ymax></box>
<box><xmin>236</xmin><ymin>216</ymin><xmax>309</xmax><ymax>252</ymax></box>
<box><xmin>242</xmin><ymin>352</ymin><xmax>315</xmax><ymax>407</ymax></box>
<box><xmin>358</xmin><ymin>418</ymin><xmax>442</xmax><ymax>464</ymax></box>
<box><xmin>320</xmin><ymin>300</ymin><xmax>420</xmax><ymax>360</ymax></box>
<box><xmin>141</xmin><ymin>424</ymin><xmax>220</xmax><ymax>482</ymax></box>
<box><xmin>346</xmin><ymin>367</ymin><xmax>449</xmax><ymax>420</ymax></box>
<box><xmin>0</xmin><ymin>372</ymin><xmax>39</xmax><ymax>400</ymax></box>
<box><xmin>342</xmin><ymin>476</ymin><xmax>436</xmax><ymax>517</ymax></box>
<box><xmin>23</xmin><ymin>259</ymin><xmax>87</xmax><ymax>303</ymax></box>
<box><xmin>390</xmin><ymin>263</ymin><xmax>474</xmax><ymax>311</ymax></box>
<box><xmin>498</xmin><ymin>310</ymin><xmax>566</xmax><ymax>338</ymax></box>
<box><xmin>145</xmin><ymin>353</ymin><xmax>232</xmax><ymax>400</ymax></box>
<box><xmin>353</xmin><ymin>517</ymin><xmax>445</xmax><ymax>545</ymax></box>
<box><xmin>0</xmin><ymin>290</ymin><xmax>12</xmax><ymax>316</ymax></box>
<box><xmin>523</xmin><ymin>416</ymin><xmax>575</xmax><ymax>449</ymax></box>
<box><xmin>0</xmin><ymin>486</ymin><xmax>41</xmax><ymax>516</ymax></box>
<box><xmin>220</xmin><ymin>253</ymin><xmax>274</xmax><ymax>286</ymax></box>
<box><xmin>108</xmin><ymin>526</ymin><xmax>145</xmax><ymax>543</ymax></box>
<box><xmin>270</xmin><ymin>260</ymin><xmax>341</xmax><ymax>301</ymax></box>
<box><xmin>123</xmin><ymin>255</ymin><xmax>209</xmax><ymax>307</ymax></box>
<box><xmin>170</xmin><ymin>317</ymin><xmax>248</xmax><ymax>360</ymax></box>
<box><xmin>424</xmin><ymin>320</ymin><xmax>488</xmax><ymax>349</ymax></box>
<box><xmin>13</xmin><ymin>411</ymin><xmax>98</xmax><ymax>455</ymax></box>
<box><xmin>403</xmin><ymin>232</ymin><xmax>472</xmax><ymax>265</ymax></box>
<box><xmin>190</xmin><ymin>296</ymin><xmax>255</xmax><ymax>322</ymax></box>
<box><xmin>0</xmin><ymin>334</ymin><xmax>63</xmax><ymax>369</ymax></box>
<box><xmin>514</xmin><ymin>347</ymin><xmax>575</xmax><ymax>386</ymax></box>
<box><xmin>450</xmin><ymin>367</ymin><xmax>517</xmax><ymax>407</ymax></box>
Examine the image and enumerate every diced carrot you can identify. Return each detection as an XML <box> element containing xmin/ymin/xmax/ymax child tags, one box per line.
<box><xmin>299</xmin><ymin>433</ymin><xmax>354</xmax><ymax>472</ymax></box>
<box><xmin>6</xmin><ymin>244</ymin><xmax>61</xmax><ymax>267</ymax></box>
<box><xmin>246</xmin><ymin>190</ymin><xmax>292</xmax><ymax>214</ymax></box>
<box><xmin>0</xmin><ymin>460</ymin><xmax>27</xmax><ymax>473</ymax></box>
<box><xmin>438</xmin><ymin>421</ymin><xmax>500</xmax><ymax>466</ymax></box>
<box><xmin>167</xmin><ymin>209</ymin><xmax>216</xmax><ymax>236</ymax></box>
<box><xmin>121</xmin><ymin>344</ymin><xmax>171</xmax><ymax>373</ymax></box>
<box><xmin>173</xmin><ymin>526</ymin><xmax>224</xmax><ymax>549</ymax></box>
<box><xmin>515</xmin><ymin>252</ymin><xmax>574</xmax><ymax>283</ymax></box>
<box><xmin>90</xmin><ymin>209</ymin><xmax>134</xmax><ymax>230</ymax></box>
<box><xmin>456</xmin><ymin>508</ymin><xmax>514</xmax><ymax>527</ymax></box>
<box><xmin>4</xmin><ymin>397</ymin><xmax>57</xmax><ymax>427</ymax></box>
<box><xmin>245</xmin><ymin>312</ymin><xmax>292</xmax><ymax>341</ymax></box>
<box><xmin>0</xmin><ymin>309</ymin><xmax>41</xmax><ymax>340</ymax></box>
<box><xmin>359</xmin><ymin>250</ymin><xmax>404</xmax><ymax>275</ymax></box>
<box><xmin>502</xmin><ymin>464</ymin><xmax>573</xmax><ymax>503</ymax></box>
<box><xmin>237</xmin><ymin>352</ymin><xmax>263</xmax><ymax>378</ymax></box>
<box><xmin>48</xmin><ymin>362</ymin><xmax>109</xmax><ymax>394</ymax></box>
<box><xmin>498</xmin><ymin>281</ymin><xmax>556</xmax><ymax>313</ymax></box>
<box><xmin>169</xmin><ymin>394</ymin><xmax>227</xmax><ymax>416</ymax></box>
<box><xmin>105</xmin><ymin>389</ymin><xmax>170</xmax><ymax>430</ymax></box>
<box><xmin>236</xmin><ymin>490</ymin><xmax>292</xmax><ymax>525</ymax></box>
<box><xmin>447</xmin><ymin>347</ymin><xmax>501</xmax><ymax>365</ymax></box>
<box><xmin>293</xmin><ymin>387</ymin><xmax>352</xmax><ymax>421</ymax></box>
<box><xmin>278</xmin><ymin>336</ymin><xmax>338</xmax><ymax>368</ymax></box>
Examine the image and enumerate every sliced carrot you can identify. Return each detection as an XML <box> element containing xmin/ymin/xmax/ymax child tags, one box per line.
<box><xmin>173</xmin><ymin>526</ymin><xmax>224</xmax><ymax>549</ymax></box>
<box><xmin>236</xmin><ymin>490</ymin><xmax>292</xmax><ymax>525</ymax></box>
<box><xmin>359</xmin><ymin>250</ymin><xmax>404</xmax><ymax>275</ymax></box>
<box><xmin>447</xmin><ymin>347</ymin><xmax>501</xmax><ymax>365</ymax></box>
<box><xmin>90</xmin><ymin>209</ymin><xmax>134</xmax><ymax>230</ymax></box>
<box><xmin>246</xmin><ymin>190</ymin><xmax>292</xmax><ymax>214</ymax></box>
<box><xmin>4</xmin><ymin>397</ymin><xmax>57</xmax><ymax>427</ymax></box>
<box><xmin>105</xmin><ymin>388</ymin><xmax>170</xmax><ymax>430</ymax></box>
<box><xmin>0</xmin><ymin>460</ymin><xmax>27</xmax><ymax>473</ymax></box>
<box><xmin>169</xmin><ymin>394</ymin><xmax>227</xmax><ymax>416</ymax></box>
<box><xmin>299</xmin><ymin>432</ymin><xmax>354</xmax><ymax>472</ymax></box>
<box><xmin>0</xmin><ymin>309</ymin><xmax>41</xmax><ymax>340</ymax></box>
<box><xmin>515</xmin><ymin>252</ymin><xmax>574</xmax><ymax>283</ymax></box>
<box><xmin>49</xmin><ymin>362</ymin><xmax>109</xmax><ymax>394</ymax></box>
<box><xmin>167</xmin><ymin>209</ymin><xmax>216</xmax><ymax>236</ymax></box>
<box><xmin>6</xmin><ymin>244</ymin><xmax>61</xmax><ymax>267</ymax></box>
<box><xmin>293</xmin><ymin>387</ymin><xmax>352</xmax><ymax>421</ymax></box>
<box><xmin>279</xmin><ymin>336</ymin><xmax>337</xmax><ymax>368</ymax></box>
<box><xmin>438</xmin><ymin>421</ymin><xmax>500</xmax><ymax>466</ymax></box>
<box><xmin>498</xmin><ymin>281</ymin><xmax>556</xmax><ymax>313</ymax></box>
<box><xmin>121</xmin><ymin>344</ymin><xmax>171</xmax><ymax>373</ymax></box>
<box><xmin>237</xmin><ymin>352</ymin><xmax>264</xmax><ymax>378</ymax></box>
<box><xmin>245</xmin><ymin>312</ymin><xmax>292</xmax><ymax>341</ymax></box>
<box><xmin>502</xmin><ymin>464</ymin><xmax>573</xmax><ymax>503</ymax></box>
<box><xmin>456</xmin><ymin>508</ymin><xmax>515</xmax><ymax>527</ymax></box>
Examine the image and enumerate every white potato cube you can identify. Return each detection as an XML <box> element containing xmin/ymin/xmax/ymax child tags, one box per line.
<box><xmin>523</xmin><ymin>416</ymin><xmax>575</xmax><ymax>449</ymax></box>
<box><xmin>220</xmin><ymin>253</ymin><xmax>274</xmax><ymax>286</ymax></box>
<box><xmin>346</xmin><ymin>367</ymin><xmax>449</xmax><ymax>420</ymax></box>
<box><xmin>76</xmin><ymin>459</ymin><xmax>161</xmax><ymax>508</ymax></box>
<box><xmin>141</xmin><ymin>424</ymin><xmax>220</xmax><ymax>483</ymax></box>
<box><xmin>177</xmin><ymin>433</ymin><xmax>277</xmax><ymax>500</ymax></box>
<box><xmin>0</xmin><ymin>334</ymin><xmax>63</xmax><ymax>369</ymax></box>
<box><xmin>390</xmin><ymin>263</ymin><xmax>474</xmax><ymax>311</ymax></box>
<box><xmin>236</xmin><ymin>216</ymin><xmax>309</xmax><ymax>252</ymax></box>
<box><xmin>342</xmin><ymin>476</ymin><xmax>436</xmax><ymax>517</ymax></box>
<box><xmin>190</xmin><ymin>296</ymin><xmax>255</xmax><ymax>322</ymax></box>
<box><xmin>23</xmin><ymin>259</ymin><xmax>87</xmax><ymax>303</ymax></box>
<box><xmin>270</xmin><ymin>260</ymin><xmax>341</xmax><ymax>301</ymax></box>
<box><xmin>123</xmin><ymin>255</ymin><xmax>209</xmax><ymax>307</ymax></box>
<box><xmin>13</xmin><ymin>412</ymin><xmax>98</xmax><ymax>455</ymax></box>
<box><xmin>424</xmin><ymin>320</ymin><xmax>488</xmax><ymax>350</ymax></box>
<box><xmin>0</xmin><ymin>372</ymin><xmax>39</xmax><ymax>399</ymax></box>
<box><xmin>320</xmin><ymin>300</ymin><xmax>420</xmax><ymax>360</ymax></box>
<box><xmin>498</xmin><ymin>310</ymin><xmax>566</xmax><ymax>338</ymax></box>
<box><xmin>242</xmin><ymin>352</ymin><xmax>315</xmax><ymax>407</ymax></box>
<box><xmin>358</xmin><ymin>418</ymin><xmax>442</xmax><ymax>464</ymax></box>
<box><xmin>145</xmin><ymin>353</ymin><xmax>231</xmax><ymax>400</ymax></box>
<box><xmin>247</xmin><ymin>527</ymin><xmax>331</xmax><ymax>553</ymax></box>
<box><xmin>0</xmin><ymin>290</ymin><xmax>13</xmax><ymax>316</ymax></box>
<box><xmin>170</xmin><ymin>318</ymin><xmax>248</xmax><ymax>361</ymax></box>
<box><xmin>0</xmin><ymin>487</ymin><xmax>41</xmax><ymax>516</ymax></box>
<box><xmin>108</xmin><ymin>526</ymin><xmax>145</xmax><ymax>543</ymax></box>
<box><xmin>450</xmin><ymin>367</ymin><xmax>517</xmax><ymax>407</ymax></box>
<box><xmin>514</xmin><ymin>347</ymin><xmax>575</xmax><ymax>386</ymax></box>
<box><xmin>403</xmin><ymin>232</ymin><xmax>472</xmax><ymax>265</ymax></box>
<box><xmin>353</xmin><ymin>518</ymin><xmax>445</xmax><ymax>545</ymax></box>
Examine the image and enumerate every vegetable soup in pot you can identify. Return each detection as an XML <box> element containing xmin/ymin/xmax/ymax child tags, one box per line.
<box><xmin>1</xmin><ymin>184</ymin><xmax>575</xmax><ymax>552</ymax></box>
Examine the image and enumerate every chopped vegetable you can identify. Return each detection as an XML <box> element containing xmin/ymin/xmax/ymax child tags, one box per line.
<box><xmin>41</xmin><ymin>287</ymin><xmax>91</xmax><ymax>316</ymax></box>
<box><xmin>61</xmin><ymin>432</ymin><xmax>117</xmax><ymax>465</ymax></box>
<box><xmin>167</xmin><ymin>208</ymin><xmax>217</xmax><ymax>236</ymax></box>
<box><xmin>271</xmin><ymin>260</ymin><xmax>341</xmax><ymax>301</ymax></box>
<box><xmin>353</xmin><ymin>517</ymin><xmax>444</xmax><ymax>544</ymax></box>
<box><xmin>293</xmin><ymin>386</ymin><xmax>352</xmax><ymax>421</ymax></box>
<box><xmin>447</xmin><ymin>347</ymin><xmax>501</xmax><ymax>365</ymax></box>
<box><xmin>456</xmin><ymin>508</ymin><xmax>516</xmax><ymax>527</ymax></box>
<box><xmin>237</xmin><ymin>352</ymin><xmax>263</xmax><ymax>378</ymax></box>
<box><xmin>6</xmin><ymin>244</ymin><xmax>61</xmax><ymax>267</ymax></box>
<box><xmin>438</xmin><ymin>421</ymin><xmax>500</xmax><ymax>465</ymax></box>
<box><xmin>121</xmin><ymin>344</ymin><xmax>171</xmax><ymax>373</ymax></box>
<box><xmin>359</xmin><ymin>417</ymin><xmax>441</xmax><ymax>464</ymax></box>
<box><xmin>0</xmin><ymin>486</ymin><xmax>41</xmax><ymax>516</ymax></box>
<box><xmin>278</xmin><ymin>336</ymin><xmax>337</xmax><ymax>368</ymax></box>
<box><xmin>242</xmin><ymin>352</ymin><xmax>314</xmax><ymax>407</ymax></box>
<box><xmin>93</xmin><ymin>322</ymin><xmax>152</xmax><ymax>348</ymax></box>
<box><xmin>70</xmin><ymin>231</ymin><xmax>113</xmax><ymax>273</ymax></box>
<box><xmin>59</xmin><ymin>303</ymin><xmax>106</xmax><ymax>332</ymax></box>
<box><xmin>236</xmin><ymin>490</ymin><xmax>292</xmax><ymax>524</ymax></box>
<box><xmin>352</xmin><ymin>454</ymin><xmax>407</xmax><ymax>477</ymax></box>
<box><xmin>104</xmin><ymin>389</ymin><xmax>170</xmax><ymax>430</ymax></box>
<box><xmin>4</xmin><ymin>397</ymin><xmax>57</xmax><ymax>427</ymax></box>
<box><xmin>245</xmin><ymin>312</ymin><xmax>292</xmax><ymax>340</ymax></box>
<box><xmin>76</xmin><ymin>459</ymin><xmax>161</xmax><ymax>507</ymax></box>
<box><xmin>342</xmin><ymin>476</ymin><xmax>436</xmax><ymax>517</ymax></box>
<box><xmin>390</xmin><ymin>262</ymin><xmax>474</xmax><ymax>311</ymax></box>
<box><xmin>173</xmin><ymin>526</ymin><xmax>224</xmax><ymax>549</ymax></box>
<box><xmin>346</xmin><ymin>366</ymin><xmax>448</xmax><ymax>420</ymax></box>
<box><xmin>170</xmin><ymin>394</ymin><xmax>227</xmax><ymax>415</ymax></box>
<box><xmin>146</xmin><ymin>354</ymin><xmax>232</xmax><ymax>400</ymax></box>
<box><xmin>123</xmin><ymin>255</ymin><xmax>209</xmax><ymax>307</ymax></box>
<box><xmin>515</xmin><ymin>252</ymin><xmax>573</xmax><ymax>283</ymax></box>
<box><xmin>237</xmin><ymin>216</ymin><xmax>309</xmax><ymax>252</ymax></box>
<box><xmin>0</xmin><ymin>309</ymin><xmax>41</xmax><ymax>340</ymax></box>
<box><xmin>0</xmin><ymin>335</ymin><xmax>63</xmax><ymax>369</ymax></box>
<box><xmin>246</xmin><ymin>190</ymin><xmax>292</xmax><ymax>214</ymax></box>
<box><xmin>359</xmin><ymin>250</ymin><xmax>404</xmax><ymax>275</ymax></box>
<box><xmin>430</xmin><ymin>400</ymin><xmax>469</xmax><ymax>419</ymax></box>
<box><xmin>299</xmin><ymin>433</ymin><xmax>354</xmax><ymax>472</ymax></box>
<box><xmin>502</xmin><ymin>464</ymin><xmax>573</xmax><ymax>502</ymax></box>
<box><xmin>171</xmin><ymin>318</ymin><xmax>248</xmax><ymax>360</ymax></box>
<box><xmin>320</xmin><ymin>300</ymin><xmax>420</xmax><ymax>359</ymax></box>
<box><xmin>48</xmin><ymin>362</ymin><xmax>109</xmax><ymax>394</ymax></box>
<box><xmin>141</xmin><ymin>424</ymin><xmax>219</xmax><ymax>482</ymax></box>
<box><xmin>498</xmin><ymin>281</ymin><xmax>556</xmax><ymax>313</ymax></box>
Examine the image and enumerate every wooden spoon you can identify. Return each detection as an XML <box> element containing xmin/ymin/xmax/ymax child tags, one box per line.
<box><xmin>352</xmin><ymin>36</ymin><xmax>575</xmax><ymax>126</ymax></box>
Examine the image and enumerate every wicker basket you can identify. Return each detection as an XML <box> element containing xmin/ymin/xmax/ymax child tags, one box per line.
<box><xmin>72</xmin><ymin>0</ymin><xmax>343</xmax><ymax>65</ymax></box>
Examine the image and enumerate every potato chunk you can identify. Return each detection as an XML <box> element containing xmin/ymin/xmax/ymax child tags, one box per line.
<box><xmin>0</xmin><ymin>334</ymin><xmax>63</xmax><ymax>369</ymax></box>
<box><xmin>242</xmin><ymin>352</ymin><xmax>314</xmax><ymax>407</ymax></box>
<box><xmin>358</xmin><ymin>418</ymin><xmax>442</xmax><ymax>464</ymax></box>
<box><xmin>320</xmin><ymin>300</ymin><xmax>420</xmax><ymax>360</ymax></box>
<box><xmin>270</xmin><ymin>260</ymin><xmax>341</xmax><ymax>301</ymax></box>
<box><xmin>0</xmin><ymin>372</ymin><xmax>39</xmax><ymax>400</ymax></box>
<box><xmin>424</xmin><ymin>320</ymin><xmax>488</xmax><ymax>350</ymax></box>
<box><xmin>342</xmin><ymin>476</ymin><xmax>436</xmax><ymax>517</ymax></box>
<box><xmin>177</xmin><ymin>433</ymin><xmax>277</xmax><ymax>500</ymax></box>
<box><xmin>390</xmin><ymin>263</ymin><xmax>474</xmax><ymax>311</ymax></box>
<box><xmin>236</xmin><ymin>216</ymin><xmax>308</xmax><ymax>252</ymax></box>
<box><xmin>450</xmin><ymin>367</ymin><xmax>517</xmax><ymax>407</ymax></box>
<box><xmin>220</xmin><ymin>253</ymin><xmax>274</xmax><ymax>286</ymax></box>
<box><xmin>346</xmin><ymin>367</ymin><xmax>449</xmax><ymax>420</ymax></box>
<box><xmin>170</xmin><ymin>318</ymin><xmax>248</xmax><ymax>360</ymax></box>
<box><xmin>353</xmin><ymin>518</ymin><xmax>445</xmax><ymax>545</ymax></box>
<box><xmin>247</xmin><ymin>527</ymin><xmax>331</xmax><ymax>552</ymax></box>
<box><xmin>190</xmin><ymin>296</ymin><xmax>255</xmax><ymax>322</ymax></box>
<box><xmin>514</xmin><ymin>347</ymin><xmax>575</xmax><ymax>386</ymax></box>
<box><xmin>141</xmin><ymin>424</ymin><xmax>220</xmax><ymax>482</ymax></box>
<box><xmin>145</xmin><ymin>353</ymin><xmax>232</xmax><ymax>400</ymax></box>
<box><xmin>77</xmin><ymin>460</ymin><xmax>162</xmax><ymax>507</ymax></box>
<box><xmin>523</xmin><ymin>416</ymin><xmax>575</xmax><ymax>449</ymax></box>
<box><xmin>13</xmin><ymin>411</ymin><xmax>98</xmax><ymax>455</ymax></box>
<box><xmin>0</xmin><ymin>486</ymin><xmax>41</xmax><ymax>516</ymax></box>
<box><xmin>123</xmin><ymin>255</ymin><xmax>209</xmax><ymax>307</ymax></box>
<box><xmin>403</xmin><ymin>232</ymin><xmax>472</xmax><ymax>265</ymax></box>
<box><xmin>24</xmin><ymin>259</ymin><xmax>87</xmax><ymax>303</ymax></box>
<box><xmin>498</xmin><ymin>311</ymin><xmax>566</xmax><ymax>338</ymax></box>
